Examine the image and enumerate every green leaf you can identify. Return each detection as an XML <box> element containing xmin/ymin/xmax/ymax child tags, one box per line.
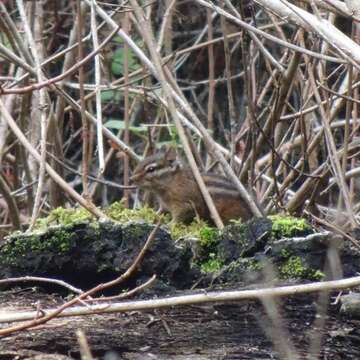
<box><xmin>111</xmin><ymin>48</ymin><xmax>140</xmax><ymax>76</ymax></box>
<box><xmin>154</xmin><ymin>140</ymin><xmax>176</xmax><ymax>148</ymax></box>
<box><xmin>101</xmin><ymin>90</ymin><xmax>122</xmax><ymax>102</ymax></box>
<box><xmin>104</xmin><ymin>119</ymin><xmax>148</xmax><ymax>134</ymax></box>
<box><xmin>169</xmin><ymin>126</ymin><xmax>180</xmax><ymax>144</ymax></box>
<box><xmin>113</xmin><ymin>35</ymin><xmax>124</xmax><ymax>44</ymax></box>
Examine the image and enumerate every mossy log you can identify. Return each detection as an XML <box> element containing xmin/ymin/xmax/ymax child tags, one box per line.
<box><xmin>0</xmin><ymin>204</ymin><xmax>356</xmax><ymax>291</ymax></box>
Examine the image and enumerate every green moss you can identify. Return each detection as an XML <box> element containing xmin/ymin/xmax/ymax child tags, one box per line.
<box><xmin>36</xmin><ymin>207</ymin><xmax>93</xmax><ymax>229</ymax></box>
<box><xmin>280</xmin><ymin>248</ymin><xmax>292</xmax><ymax>259</ymax></box>
<box><xmin>34</xmin><ymin>203</ymin><xmax>222</xmax><ymax>239</ymax></box>
<box><xmin>247</xmin><ymin>258</ymin><xmax>264</xmax><ymax>271</ymax></box>
<box><xmin>89</xmin><ymin>221</ymin><xmax>101</xmax><ymax>233</ymax></box>
<box><xmin>269</xmin><ymin>215</ymin><xmax>311</xmax><ymax>239</ymax></box>
<box><xmin>105</xmin><ymin>202</ymin><xmax>170</xmax><ymax>224</ymax></box>
<box><xmin>48</xmin><ymin>229</ymin><xmax>73</xmax><ymax>252</ymax></box>
<box><xmin>279</xmin><ymin>256</ymin><xmax>325</xmax><ymax>280</ymax></box>
<box><xmin>170</xmin><ymin>221</ymin><xmax>219</xmax><ymax>256</ymax></box>
<box><xmin>169</xmin><ymin>220</ymin><xmax>223</xmax><ymax>273</ymax></box>
<box><xmin>34</xmin><ymin>202</ymin><xmax>171</xmax><ymax>232</ymax></box>
<box><xmin>200</xmin><ymin>255</ymin><xmax>223</xmax><ymax>273</ymax></box>
<box><xmin>197</xmin><ymin>226</ymin><xmax>221</xmax><ymax>272</ymax></box>
<box><xmin>123</xmin><ymin>223</ymin><xmax>149</xmax><ymax>239</ymax></box>
<box><xmin>169</xmin><ymin>220</ymin><xmax>215</xmax><ymax>241</ymax></box>
<box><xmin>177</xmin><ymin>222</ymin><xmax>222</xmax><ymax>272</ymax></box>
<box><xmin>1</xmin><ymin>228</ymin><xmax>74</xmax><ymax>267</ymax></box>
<box><xmin>312</xmin><ymin>270</ymin><xmax>326</xmax><ymax>280</ymax></box>
<box><xmin>223</xmin><ymin>222</ymin><xmax>248</xmax><ymax>249</ymax></box>
<box><xmin>229</xmin><ymin>258</ymin><xmax>264</xmax><ymax>273</ymax></box>
<box><xmin>199</xmin><ymin>226</ymin><xmax>219</xmax><ymax>248</ymax></box>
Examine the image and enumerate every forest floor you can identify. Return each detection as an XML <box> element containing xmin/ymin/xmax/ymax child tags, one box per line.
<box><xmin>0</xmin><ymin>286</ymin><xmax>359</xmax><ymax>360</ymax></box>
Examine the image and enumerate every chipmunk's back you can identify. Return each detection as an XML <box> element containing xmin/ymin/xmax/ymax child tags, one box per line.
<box><xmin>201</xmin><ymin>173</ymin><xmax>252</xmax><ymax>223</ymax></box>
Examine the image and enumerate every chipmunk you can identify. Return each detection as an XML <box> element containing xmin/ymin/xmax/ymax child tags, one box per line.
<box><xmin>130</xmin><ymin>149</ymin><xmax>252</xmax><ymax>224</ymax></box>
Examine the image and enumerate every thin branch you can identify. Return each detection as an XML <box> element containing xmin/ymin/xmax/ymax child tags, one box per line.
<box><xmin>0</xmin><ymin>172</ymin><xmax>21</xmax><ymax>229</ymax></box>
<box><xmin>90</xmin><ymin>0</ymin><xmax>105</xmax><ymax>174</ymax></box>
<box><xmin>0</xmin><ymin>99</ymin><xmax>105</xmax><ymax>218</ymax></box>
<box><xmin>1</xmin><ymin>275</ymin><xmax>360</xmax><ymax>325</ymax></box>
<box><xmin>1</xmin><ymin>24</ymin><xmax>121</xmax><ymax>95</ymax></box>
<box><xmin>16</xmin><ymin>0</ymin><xmax>48</xmax><ymax>229</ymax></box>
<box><xmin>0</xmin><ymin>276</ymin><xmax>85</xmax><ymax>295</ymax></box>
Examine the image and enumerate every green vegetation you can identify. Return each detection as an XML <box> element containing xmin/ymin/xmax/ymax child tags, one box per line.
<box><xmin>8</xmin><ymin>205</ymin><xmax>319</xmax><ymax>279</ymax></box>
<box><xmin>198</xmin><ymin>226</ymin><xmax>219</xmax><ymax>248</ymax></box>
<box><xmin>35</xmin><ymin>207</ymin><xmax>93</xmax><ymax>229</ymax></box>
<box><xmin>169</xmin><ymin>219</ymin><xmax>223</xmax><ymax>273</ymax></box>
<box><xmin>278</xmin><ymin>246</ymin><xmax>324</xmax><ymax>280</ymax></box>
<box><xmin>226</xmin><ymin>222</ymin><xmax>247</xmax><ymax>245</ymax></box>
<box><xmin>170</xmin><ymin>220</ymin><xmax>222</xmax><ymax>273</ymax></box>
<box><xmin>31</xmin><ymin>205</ymin><xmax>224</xmax><ymax>274</ymax></box>
<box><xmin>1</xmin><ymin>228</ymin><xmax>74</xmax><ymax>267</ymax></box>
<box><xmin>168</xmin><ymin>220</ymin><xmax>222</xmax><ymax>273</ymax></box>
<box><xmin>247</xmin><ymin>258</ymin><xmax>264</xmax><ymax>272</ymax></box>
<box><xmin>104</xmin><ymin>119</ymin><xmax>148</xmax><ymax>136</ymax></box>
<box><xmin>200</xmin><ymin>256</ymin><xmax>223</xmax><ymax>273</ymax></box>
<box><xmin>170</xmin><ymin>220</ymin><xmax>217</xmax><ymax>241</ymax></box>
<box><xmin>227</xmin><ymin>258</ymin><xmax>264</xmax><ymax>274</ymax></box>
<box><xmin>105</xmin><ymin>201</ymin><xmax>170</xmax><ymax>224</ymax></box>
<box><xmin>197</xmin><ymin>226</ymin><xmax>222</xmax><ymax>273</ymax></box>
<box><xmin>28</xmin><ymin>204</ymin><xmax>255</xmax><ymax>274</ymax></box>
<box><xmin>279</xmin><ymin>255</ymin><xmax>324</xmax><ymax>280</ymax></box>
<box><xmin>32</xmin><ymin>203</ymin><xmax>221</xmax><ymax>245</ymax></box>
<box><xmin>35</xmin><ymin>202</ymin><xmax>169</xmax><ymax>230</ymax></box>
<box><xmin>280</xmin><ymin>248</ymin><xmax>291</xmax><ymax>258</ymax></box>
<box><xmin>269</xmin><ymin>215</ymin><xmax>312</xmax><ymax>239</ymax></box>
<box><xmin>111</xmin><ymin>38</ymin><xmax>141</xmax><ymax>76</ymax></box>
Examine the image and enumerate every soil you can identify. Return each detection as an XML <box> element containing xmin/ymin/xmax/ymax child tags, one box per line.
<box><xmin>1</xmin><ymin>286</ymin><xmax>360</xmax><ymax>359</ymax></box>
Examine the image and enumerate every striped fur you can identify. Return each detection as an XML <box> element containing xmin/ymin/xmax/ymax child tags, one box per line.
<box><xmin>130</xmin><ymin>151</ymin><xmax>252</xmax><ymax>224</ymax></box>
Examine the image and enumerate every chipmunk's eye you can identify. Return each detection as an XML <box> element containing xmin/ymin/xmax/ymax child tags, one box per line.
<box><xmin>145</xmin><ymin>164</ymin><xmax>157</xmax><ymax>173</ymax></box>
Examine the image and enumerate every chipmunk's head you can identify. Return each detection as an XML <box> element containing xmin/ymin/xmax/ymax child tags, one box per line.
<box><xmin>130</xmin><ymin>148</ymin><xmax>181</xmax><ymax>190</ymax></box>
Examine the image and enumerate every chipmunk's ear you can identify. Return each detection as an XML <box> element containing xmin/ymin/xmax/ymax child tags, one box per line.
<box><xmin>164</xmin><ymin>147</ymin><xmax>177</xmax><ymax>162</ymax></box>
